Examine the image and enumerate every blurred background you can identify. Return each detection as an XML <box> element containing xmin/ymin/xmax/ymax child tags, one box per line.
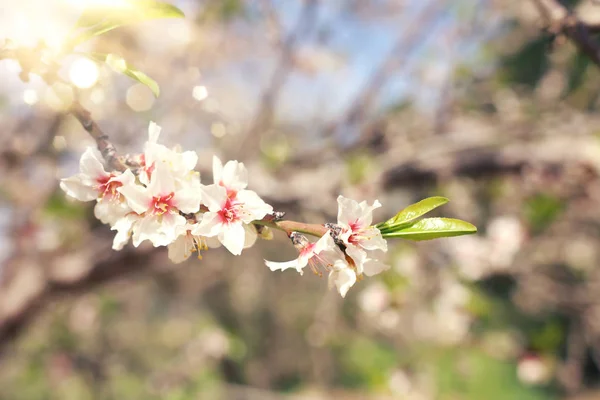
<box><xmin>2</xmin><ymin>0</ymin><xmax>600</xmax><ymax>398</ymax></box>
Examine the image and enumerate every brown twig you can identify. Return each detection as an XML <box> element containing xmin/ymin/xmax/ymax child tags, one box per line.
<box><xmin>68</xmin><ymin>101</ymin><xmax>126</xmax><ymax>171</ymax></box>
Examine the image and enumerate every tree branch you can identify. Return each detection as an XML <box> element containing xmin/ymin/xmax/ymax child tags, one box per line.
<box><xmin>532</xmin><ymin>0</ymin><xmax>600</xmax><ymax>67</ymax></box>
<box><xmin>68</xmin><ymin>102</ymin><xmax>127</xmax><ymax>171</ymax></box>
<box><xmin>0</xmin><ymin>244</ymin><xmax>161</xmax><ymax>347</ymax></box>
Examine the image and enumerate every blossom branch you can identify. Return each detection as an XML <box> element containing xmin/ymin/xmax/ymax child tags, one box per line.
<box><xmin>0</xmin><ymin>39</ymin><xmax>474</xmax><ymax>300</ymax></box>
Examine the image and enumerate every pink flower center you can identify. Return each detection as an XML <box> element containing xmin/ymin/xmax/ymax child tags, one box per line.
<box><xmin>150</xmin><ymin>192</ymin><xmax>175</xmax><ymax>215</ymax></box>
<box><xmin>299</xmin><ymin>242</ymin><xmax>316</xmax><ymax>257</ymax></box>
<box><xmin>218</xmin><ymin>181</ymin><xmax>238</xmax><ymax>199</ymax></box>
<box><xmin>217</xmin><ymin>198</ymin><xmax>242</xmax><ymax>224</ymax></box>
<box><xmin>347</xmin><ymin>221</ymin><xmax>363</xmax><ymax>245</ymax></box>
<box><xmin>96</xmin><ymin>175</ymin><xmax>122</xmax><ymax>201</ymax></box>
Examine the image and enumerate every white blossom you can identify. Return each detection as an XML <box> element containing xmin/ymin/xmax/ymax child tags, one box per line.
<box><xmin>111</xmin><ymin>213</ymin><xmax>140</xmax><ymax>251</ymax></box>
<box><xmin>118</xmin><ymin>162</ymin><xmax>201</xmax><ymax>247</ymax></box>
<box><xmin>194</xmin><ymin>182</ymin><xmax>272</xmax><ymax>255</ymax></box>
<box><xmin>59</xmin><ymin>122</ymin><xmax>396</xmax><ymax>299</ymax></box>
<box><xmin>328</xmin><ymin>258</ymin><xmax>357</xmax><ymax>298</ymax></box>
<box><xmin>337</xmin><ymin>195</ymin><xmax>389</xmax><ymax>276</ymax></box>
<box><xmin>265</xmin><ymin>232</ymin><xmax>344</xmax><ymax>275</ymax></box>
<box><xmin>212</xmin><ymin>155</ymin><xmax>248</xmax><ymax>194</ymax></box>
<box><xmin>139</xmin><ymin>121</ymin><xmax>199</xmax><ymax>186</ymax></box>
<box><xmin>60</xmin><ymin>147</ymin><xmax>134</xmax><ymax>202</ymax></box>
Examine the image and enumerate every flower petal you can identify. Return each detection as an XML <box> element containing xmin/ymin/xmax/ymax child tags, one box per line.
<box><xmin>313</xmin><ymin>232</ymin><xmax>335</xmax><ymax>255</ymax></box>
<box><xmin>112</xmin><ymin>168</ymin><xmax>135</xmax><ymax>186</ymax></box>
<box><xmin>60</xmin><ymin>175</ymin><xmax>97</xmax><ymax>201</ymax></box>
<box><xmin>148</xmin><ymin>162</ymin><xmax>176</xmax><ymax>196</ymax></box>
<box><xmin>345</xmin><ymin>244</ymin><xmax>367</xmax><ymax>275</ymax></box>
<box><xmin>174</xmin><ymin>186</ymin><xmax>202</xmax><ymax>214</ymax></box>
<box><xmin>337</xmin><ymin>195</ymin><xmax>363</xmax><ymax>226</ymax></box>
<box><xmin>148</xmin><ymin>121</ymin><xmax>161</xmax><ymax>143</ymax></box>
<box><xmin>328</xmin><ymin>259</ymin><xmax>357</xmax><ymax>298</ymax></box>
<box><xmin>221</xmin><ymin>159</ymin><xmax>248</xmax><ymax>191</ymax></box>
<box><xmin>358</xmin><ymin>226</ymin><xmax>388</xmax><ymax>252</ymax></box>
<box><xmin>243</xmin><ymin>223</ymin><xmax>257</xmax><ymax>249</ymax></box>
<box><xmin>157</xmin><ymin>212</ymin><xmax>187</xmax><ymax>244</ymax></box>
<box><xmin>180</xmin><ymin>151</ymin><xmax>198</xmax><ymax>172</ymax></box>
<box><xmin>362</xmin><ymin>257</ymin><xmax>390</xmax><ymax>277</ymax></box>
<box><xmin>118</xmin><ymin>184</ymin><xmax>150</xmax><ymax>214</ymax></box>
<box><xmin>79</xmin><ymin>147</ymin><xmax>107</xmax><ymax>180</ymax></box>
<box><xmin>356</xmin><ymin>199</ymin><xmax>381</xmax><ymax>228</ymax></box>
<box><xmin>200</xmin><ymin>184</ymin><xmax>227</xmax><ymax>212</ymax></box>
<box><xmin>168</xmin><ymin>233</ymin><xmax>194</xmax><ymax>264</ymax></box>
<box><xmin>133</xmin><ymin>215</ymin><xmax>167</xmax><ymax>246</ymax></box>
<box><xmin>94</xmin><ymin>200</ymin><xmax>130</xmax><ymax>225</ymax></box>
<box><xmin>265</xmin><ymin>259</ymin><xmax>302</xmax><ymax>274</ymax></box>
<box><xmin>235</xmin><ymin>189</ymin><xmax>272</xmax><ymax>222</ymax></box>
<box><xmin>212</xmin><ymin>155</ymin><xmax>223</xmax><ymax>184</ymax></box>
<box><xmin>220</xmin><ymin>222</ymin><xmax>245</xmax><ymax>255</ymax></box>
<box><xmin>111</xmin><ymin>214</ymin><xmax>138</xmax><ymax>250</ymax></box>
<box><xmin>193</xmin><ymin>212</ymin><xmax>222</xmax><ymax>237</ymax></box>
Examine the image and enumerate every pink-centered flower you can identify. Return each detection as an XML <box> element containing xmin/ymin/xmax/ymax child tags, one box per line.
<box><xmin>337</xmin><ymin>195</ymin><xmax>389</xmax><ymax>276</ymax></box>
<box><xmin>139</xmin><ymin>122</ymin><xmax>199</xmax><ymax>185</ymax></box>
<box><xmin>194</xmin><ymin>181</ymin><xmax>272</xmax><ymax>256</ymax></box>
<box><xmin>212</xmin><ymin>156</ymin><xmax>248</xmax><ymax>195</ymax></box>
<box><xmin>60</xmin><ymin>147</ymin><xmax>133</xmax><ymax>202</ymax></box>
<box><xmin>265</xmin><ymin>231</ymin><xmax>358</xmax><ymax>297</ymax></box>
<box><xmin>118</xmin><ymin>162</ymin><xmax>201</xmax><ymax>247</ymax></box>
<box><xmin>265</xmin><ymin>232</ymin><xmax>344</xmax><ymax>275</ymax></box>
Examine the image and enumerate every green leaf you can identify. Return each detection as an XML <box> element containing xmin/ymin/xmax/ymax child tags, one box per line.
<box><xmin>377</xmin><ymin>196</ymin><xmax>449</xmax><ymax>232</ymax></box>
<box><xmin>82</xmin><ymin>53</ymin><xmax>160</xmax><ymax>97</ymax></box>
<box><xmin>71</xmin><ymin>0</ymin><xmax>185</xmax><ymax>46</ymax></box>
<box><xmin>122</xmin><ymin>67</ymin><xmax>160</xmax><ymax>97</ymax></box>
<box><xmin>381</xmin><ymin>218</ymin><xmax>477</xmax><ymax>241</ymax></box>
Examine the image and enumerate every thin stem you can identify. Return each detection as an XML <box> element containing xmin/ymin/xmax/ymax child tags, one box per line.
<box><xmin>254</xmin><ymin>219</ymin><xmax>328</xmax><ymax>238</ymax></box>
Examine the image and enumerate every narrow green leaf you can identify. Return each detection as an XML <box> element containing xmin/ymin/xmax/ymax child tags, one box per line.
<box><xmin>71</xmin><ymin>0</ymin><xmax>185</xmax><ymax>46</ymax></box>
<box><xmin>72</xmin><ymin>22</ymin><xmax>123</xmax><ymax>46</ymax></box>
<box><xmin>81</xmin><ymin>53</ymin><xmax>160</xmax><ymax>97</ymax></box>
<box><xmin>377</xmin><ymin>196</ymin><xmax>449</xmax><ymax>232</ymax></box>
<box><xmin>122</xmin><ymin>68</ymin><xmax>160</xmax><ymax>97</ymax></box>
<box><xmin>381</xmin><ymin>218</ymin><xmax>477</xmax><ymax>241</ymax></box>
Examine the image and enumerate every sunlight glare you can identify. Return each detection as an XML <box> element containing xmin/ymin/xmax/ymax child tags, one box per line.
<box><xmin>23</xmin><ymin>89</ymin><xmax>39</xmax><ymax>106</ymax></box>
<box><xmin>192</xmin><ymin>86</ymin><xmax>208</xmax><ymax>102</ymax></box>
<box><xmin>2</xmin><ymin>6</ymin><xmax>71</xmax><ymax>51</ymax></box>
<box><xmin>69</xmin><ymin>58</ymin><xmax>99</xmax><ymax>89</ymax></box>
<box><xmin>62</xmin><ymin>0</ymin><xmax>129</xmax><ymax>10</ymax></box>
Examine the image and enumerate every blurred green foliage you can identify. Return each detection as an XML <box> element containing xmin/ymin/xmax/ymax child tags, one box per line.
<box><xmin>524</xmin><ymin>193</ymin><xmax>565</xmax><ymax>235</ymax></box>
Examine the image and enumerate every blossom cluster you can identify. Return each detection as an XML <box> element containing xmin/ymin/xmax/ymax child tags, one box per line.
<box><xmin>265</xmin><ymin>196</ymin><xmax>389</xmax><ymax>297</ymax></box>
<box><xmin>60</xmin><ymin>122</ymin><xmax>390</xmax><ymax>297</ymax></box>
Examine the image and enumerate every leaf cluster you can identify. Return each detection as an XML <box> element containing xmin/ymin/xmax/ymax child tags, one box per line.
<box><xmin>376</xmin><ymin>197</ymin><xmax>477</xmax><ymax>241</ymax></box>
